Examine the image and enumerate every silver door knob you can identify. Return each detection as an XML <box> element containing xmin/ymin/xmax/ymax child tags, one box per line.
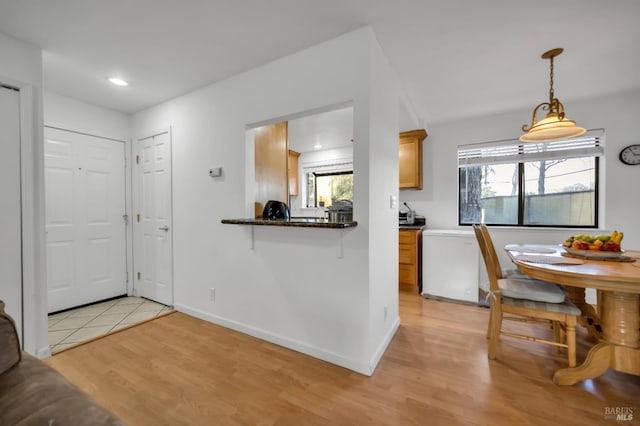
<box><xmin>158</xmin><ymin>226</ymin><xmax>170</xmax><ymax>231</ymax></box>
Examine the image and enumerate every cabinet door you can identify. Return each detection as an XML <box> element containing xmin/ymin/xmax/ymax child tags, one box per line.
<box><xmin>254</xmin><ymin>122</ymin><xmax>288</xmax><ymax>217</ymax></box>
<box><xmin>288</xmin><ymin>150</ymin><xmax>300</xmax><ymax>196</ymax></box>
<box><xmin>399</xmin><ymin>129</ymin><xmax>426</xmax><ymax>190</ymax></box>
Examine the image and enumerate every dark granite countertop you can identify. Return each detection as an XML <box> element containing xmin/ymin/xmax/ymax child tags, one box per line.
<box><xmin>399</xmin><ymin>224</ymin><xmax>427</xmax><ymax>230</ymax></box>
<box><xmin>221</xmin><ymin>218</ymin><xmax>358</xmax><ymax>229</ymax></box>
<box><xmin>398</xmin><ymin>216</ymin><xmax>426</xmax><ymax>230</ymax></box>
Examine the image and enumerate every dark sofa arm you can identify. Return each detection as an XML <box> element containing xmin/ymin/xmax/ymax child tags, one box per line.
<box><xmin>0</xmin><ymin>300</ymin><xmax>21</xmax><ymax>375</ymax></box>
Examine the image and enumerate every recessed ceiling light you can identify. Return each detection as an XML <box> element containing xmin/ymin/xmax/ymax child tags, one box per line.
<box><xmin>107</xmin><ymin>77</ymin><xmax>128</xmax><ymax>87</ymax></box>
<box><xmin>313</xmin><ymin>143</ymin><xmax>323</xmax><ymax>149</ymax></box>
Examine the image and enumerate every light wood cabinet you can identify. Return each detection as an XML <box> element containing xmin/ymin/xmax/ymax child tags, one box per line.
<box><xmin>399</xmin><ymin>129</ymin><xmax>427</xmax><ymax>190</ymax></box>
<box><xmin>399</xmin><ymin>228</ymin><xmax>423</xmax><ymax>292</ymax></box>
<box><xmin>288</xmin><ymin>150</ymin><xmax>300</xmax><ymax>196</ymax></box>
<box><xmin>254</xmin><ymin>122</ymin><xmax>288</xmax><ymax>217</ymax></box>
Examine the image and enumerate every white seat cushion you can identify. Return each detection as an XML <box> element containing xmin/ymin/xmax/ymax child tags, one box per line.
<box><xmin>502</xmin><ymin>296</ymin><xmax>581</xmax><ymax>315</ymax></box>
<box><xmin>498</xmin><ymin>277</ymin><xmax>566</xmax><ymax>303</ymax></box>
<box><xmin>502</xmin><ymin>268</ymin><xmax>526</xmax><ymax>277</ymax></box>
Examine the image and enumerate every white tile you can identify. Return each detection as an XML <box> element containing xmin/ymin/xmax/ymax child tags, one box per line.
<box><xmin>49</xmin><ymin>315</ymin><xmax>95</xmax><ymax>331</ymax></box>
<box><xmin>48</xmin><ymin>318</ymin><xmax>61</xmax><ymax>327</ymax></box>
<box><xmin>120</xmin><ymin>310</ymin><xmax>158</xmax><ymax>325</ymax></box>
<box><xmin>135</xmin><ymin>301</ymin><xmax>165</xmax><ymax>313</ymax></box>
<box><xmin>90</xmin><ymin>300</ymin><xmax>119</xmax><ymax>309</ymax></box>
<box><xmin>104</xmin><ymin>303</ymin><xmax>140</xmax><ymax>314</ymax></box>
<box><xmin>66</xmin><ymin>305</ymin><xmax>111</xmax><ymax>318</ymax></box>
<box><xmin>61</xmin><ymin>326</ymin><xmax>112</xmax><ymax>344</ymax></box>
<box><xmin>84</xmin><ymin>312</ymin><xmax>129</xmax><ymax>328</ymax></box>
<box><xmin>49</xmin><ymin>329</ymin><xmax>75</xmax><ymax>346</ymax></box>
<box><xmin>48</xmin><ymin>311</ymin><xmax>72</xmax><ymax>320</ymax></box>
<box><xmin>115</xmin><ymin>296</ymin><xmax>145</xmax><ymax>306</ymax></box>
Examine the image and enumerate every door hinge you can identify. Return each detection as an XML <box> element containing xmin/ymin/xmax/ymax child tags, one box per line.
<box><xmin>122</xmin><ymin>214</ymin><xmax>129</xmax><ymax>225</ymax></box>
<box><xmin>136</xmin><ymin>214</ymin><xmax>140</xmax><ymax>223</ymax></box>
<box><xmin>126</xmin><ymin>271</ymin><xmax>129</xmax><ymax>283</ymax></box>
<box><xmin>136</xmin><ymin>155</ymin><xmax>140</xmax><ymax>165</ymax></box>
<box><xmin>137</xmin><ymin>272</ymin><xmax>141</xmax><ymax>280</ymax></box>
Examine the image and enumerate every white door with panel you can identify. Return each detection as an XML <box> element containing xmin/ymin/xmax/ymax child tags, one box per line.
<box><xmin>0</xmin><ymin>86</ymin><xmax>23</xmax><ymax>344</ymax></box>
<box><xmin>45</xmin><ymin>127</ymin><xmax>127</xmax><ymax>312</ymax></box>
<box><xmin>133</xmin><ymin>131</ymin><xmax>173</xmax><ymax>306</ymax></box>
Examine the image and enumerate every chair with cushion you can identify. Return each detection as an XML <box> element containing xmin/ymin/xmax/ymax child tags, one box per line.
<box><xmin>472</xmin><ymin>224</ymin><xmax>580</xmax><ymax>368</ymax></box>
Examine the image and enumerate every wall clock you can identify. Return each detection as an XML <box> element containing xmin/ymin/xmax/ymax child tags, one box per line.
<box><xmin>619</xmin><ymin>144</ymin><xmax>640</xmax><ymax>165</ymax></box>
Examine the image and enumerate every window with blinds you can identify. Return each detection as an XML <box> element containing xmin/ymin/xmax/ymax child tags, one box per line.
<box><xmin>457</xmin><ymin>130</ymin><xmax>603</xmax><ymax>227</ymax></box>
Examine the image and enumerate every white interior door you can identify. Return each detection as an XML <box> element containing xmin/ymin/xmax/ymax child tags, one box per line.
<box><xmin>0</xmin><ymin>86</ymin><xmax>23</xmax><ymax>344</ymax></box>
<box><xmin>45</xmin><ymin>127</ymin><xmax>127</xmax><ymax>313</ymax></box>
<box><xmin>133</xmin><ymin>131</ymin><xmax>173</xmax><ymax>306</ymax></box>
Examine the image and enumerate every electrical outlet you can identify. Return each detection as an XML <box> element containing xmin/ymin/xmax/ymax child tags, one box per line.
<box><xmin>209</xmin><ymin>288</ymin><xmax>216</xmax><ymax>302</ymax></box>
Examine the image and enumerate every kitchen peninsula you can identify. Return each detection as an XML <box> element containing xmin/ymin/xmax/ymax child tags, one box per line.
<box><xmin>221</xmin><ymin>218</ymin><xmax>357</xmax><ymax>229</ymax></box>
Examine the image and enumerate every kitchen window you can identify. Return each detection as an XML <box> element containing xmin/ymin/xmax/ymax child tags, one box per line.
<box><xmin>457</xmin><ymin>130</ymin><xmax>603</xmax><ymax>227</ymax></box>
<box><xmin>302</xmin><ymin>157</ymin><xmax>353</xmax><ymax>208</ymax></box>
<box><xmin>307</xmin><ymin>171</ymin><xmax>353</xmax><ymax>208</ymax></box>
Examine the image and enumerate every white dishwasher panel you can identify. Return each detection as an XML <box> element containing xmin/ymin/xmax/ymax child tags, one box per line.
<box><xmin>422</xmin><ymin>230</ymin><xmax>480</xmax><ymax>303</ymax></box>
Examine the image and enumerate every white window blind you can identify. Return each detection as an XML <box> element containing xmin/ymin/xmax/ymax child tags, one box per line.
<box><xmin>458</xmin><ymin>129</ymin><xmax>604</xmax><ymax>167</ymax></box>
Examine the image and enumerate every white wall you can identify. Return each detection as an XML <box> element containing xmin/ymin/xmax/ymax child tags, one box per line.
<box><xmin>402</xmin><ymin>89</ymin><xmax>640</xmax><ymax>262</ymax></box>
<box><xmin>0</xmin><ymin>32</ymin><xmax>47</xmax><ymax>356</ymax></box>
<box><xmin>44</xmin><ymin>91</ymin><xmax>131</xmax><ymax>142</ymax></box>
<box><xmin>132</xmin><ymin>27</ymin><xmax>400</xmax><ymax>375</ymax></box>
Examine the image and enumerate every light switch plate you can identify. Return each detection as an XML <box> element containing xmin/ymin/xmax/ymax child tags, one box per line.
<box><xmin>390</xmin><ymin>195</ymin><xmax>397</xmax><ymax>209</ymax></box>
<box><xmin>209</xmin><ymin>167</ymin><xmax>223</xmax><ymax>178</ymax></box>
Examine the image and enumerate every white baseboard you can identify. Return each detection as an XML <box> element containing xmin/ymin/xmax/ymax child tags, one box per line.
<box><xmin>175</xmin><ymin>303</ymin><xmax>374</xmax><ymax>375</ymax></box>
<box><xmin>36</xmin><ymin>346</ymin><xmax>52</xmax><ymax>359</ymax></box>
<box><xmin>368</xmin><ymin>316</ymin><xmax>400</xmax><ymax>374</ymax></box>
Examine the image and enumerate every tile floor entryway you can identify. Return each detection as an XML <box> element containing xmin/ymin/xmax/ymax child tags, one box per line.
<box><xmin>48</xmin><ymin>296</ymin><xmax>173</xmax><ymax>354</ymax></box>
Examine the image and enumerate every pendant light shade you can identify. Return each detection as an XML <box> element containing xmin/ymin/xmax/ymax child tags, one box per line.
<box><xmin>521</xmin><ymin>48</ymin><xmax>585</xmax><ymax>142</ymax></box>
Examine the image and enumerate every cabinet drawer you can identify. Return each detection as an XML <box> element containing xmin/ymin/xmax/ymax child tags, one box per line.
<box><xmin>399</xmin><ymin>245</ymin><xmax>416</xmax><ymax>265</ymax></box>
<box><xmin>399</xmin><ymin>230</ymin><xmax>417</xmax><ymax>245</ymax></box>
<box><xmin>399</xmin><ymin>264</ymin><xmax>417</xmax><ymax>285</ymax></box>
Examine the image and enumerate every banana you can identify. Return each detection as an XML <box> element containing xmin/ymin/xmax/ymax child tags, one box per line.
<box><xmin>611</xmin><ymin>230</ymin><xmax>618</xmax><ymax>242</ymax></box>
<box><xmin>614</xmin><ymin>232</ymin><xmax>624</xmax><ymax>244</ymax></box>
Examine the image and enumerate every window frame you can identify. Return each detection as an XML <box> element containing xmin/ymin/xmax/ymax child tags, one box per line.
<box><xmin>311</xmin><ymin>170</ymin><xmax>353</xmax><ymax>208</ymax></box>
<box><xmin>457</xmin><ymin>130</ymin><xmax>603</xmax><ymax>228</ymax></box>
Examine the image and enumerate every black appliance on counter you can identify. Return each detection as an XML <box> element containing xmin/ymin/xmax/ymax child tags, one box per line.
<box><xmin>262</xmin><ymin>200</ymin><xmax>290</xmax><ymax>220</ymax></box>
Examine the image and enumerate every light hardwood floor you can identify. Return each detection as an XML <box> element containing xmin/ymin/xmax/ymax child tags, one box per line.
<box><xmin>45</xmin><ymin>289</ymin><xmax>639</xmax><ymax>425</ymax></box>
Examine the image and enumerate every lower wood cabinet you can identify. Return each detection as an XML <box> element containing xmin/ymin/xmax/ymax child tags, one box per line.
<box><xmin>399</xmin><ymin>228</ymin><xmax>423</xmax><ymax>292</ymax></box>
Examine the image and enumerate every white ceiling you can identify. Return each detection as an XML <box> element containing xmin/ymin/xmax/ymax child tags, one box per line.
<box><xmin>288</xmin><ymin>107</ymin><xmax>353</xmax><ymax>154</ymax></box>
<box><xmin>1</xmin><ymin>0</ymin><xmax>639</xmax><ymax>127</ymax></box>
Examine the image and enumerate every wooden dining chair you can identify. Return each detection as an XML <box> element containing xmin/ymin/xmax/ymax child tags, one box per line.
<box><xmin>472</xmin><ymin>224</ymin><xmax>580</xmax><ymax>368</ymax></box>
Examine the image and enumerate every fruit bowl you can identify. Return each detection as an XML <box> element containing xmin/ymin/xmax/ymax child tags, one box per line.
<box><xmin>564</xmin><ymin>247</ymin><xmax>625</xmax><ymax>259</ymax></box>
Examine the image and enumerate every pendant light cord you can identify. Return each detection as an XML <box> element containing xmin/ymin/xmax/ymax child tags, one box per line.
<box><xmin>548</xmin><ymin>55</ymin><xmax>555</xmax><ymax>103</ymax></box>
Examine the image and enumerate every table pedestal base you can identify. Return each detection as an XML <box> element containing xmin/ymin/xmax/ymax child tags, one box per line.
<box><xmin>554</xmin><ymin>343</ymin><xmax>640</xmax><ymax>385</ymax></box>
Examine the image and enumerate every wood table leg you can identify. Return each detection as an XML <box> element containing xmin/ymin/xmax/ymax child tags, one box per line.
<box><xmin>564</xmin><ymin>286</ymin><xmax>601</xmax><ymax>336</ymax></box>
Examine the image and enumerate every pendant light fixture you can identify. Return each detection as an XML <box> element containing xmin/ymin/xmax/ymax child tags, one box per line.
<box><xmin>520</xmin><ymin>48</ymin><xmax>585</xmax><ymax>142</ymax></box>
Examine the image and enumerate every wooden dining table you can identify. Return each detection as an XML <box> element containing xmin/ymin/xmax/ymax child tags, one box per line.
<box><xmin>505</xmin><ymin>245</ymin><xmax>640</xmax><ymax>385</ymax></box>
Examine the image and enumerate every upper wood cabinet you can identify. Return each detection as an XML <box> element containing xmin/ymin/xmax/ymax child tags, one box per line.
<box><xmin>399</xmin><ymin>129</ymin><xmax>427</xmax><ymax>190</ymax></box>
<box><xmin>288</xmin><ymin>150</ymin><xmax>300</xmax><ymax>196</ymax></box>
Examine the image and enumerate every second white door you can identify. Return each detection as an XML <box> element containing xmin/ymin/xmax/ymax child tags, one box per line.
<box><xmin>45</xmin><ymin>128</ymin><xmax>127</xmax><ymax>312</ymax></box>
<box><xmin>133</xmin><ymin>131</ymin><xmax>173</xmax><ymax>306</ymax></box>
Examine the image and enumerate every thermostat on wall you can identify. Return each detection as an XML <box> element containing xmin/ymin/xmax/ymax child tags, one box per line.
<box><xmin>209</xmin><ymin>167</ymin><xmax>223</xmax><ymax>178</ymax></box>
